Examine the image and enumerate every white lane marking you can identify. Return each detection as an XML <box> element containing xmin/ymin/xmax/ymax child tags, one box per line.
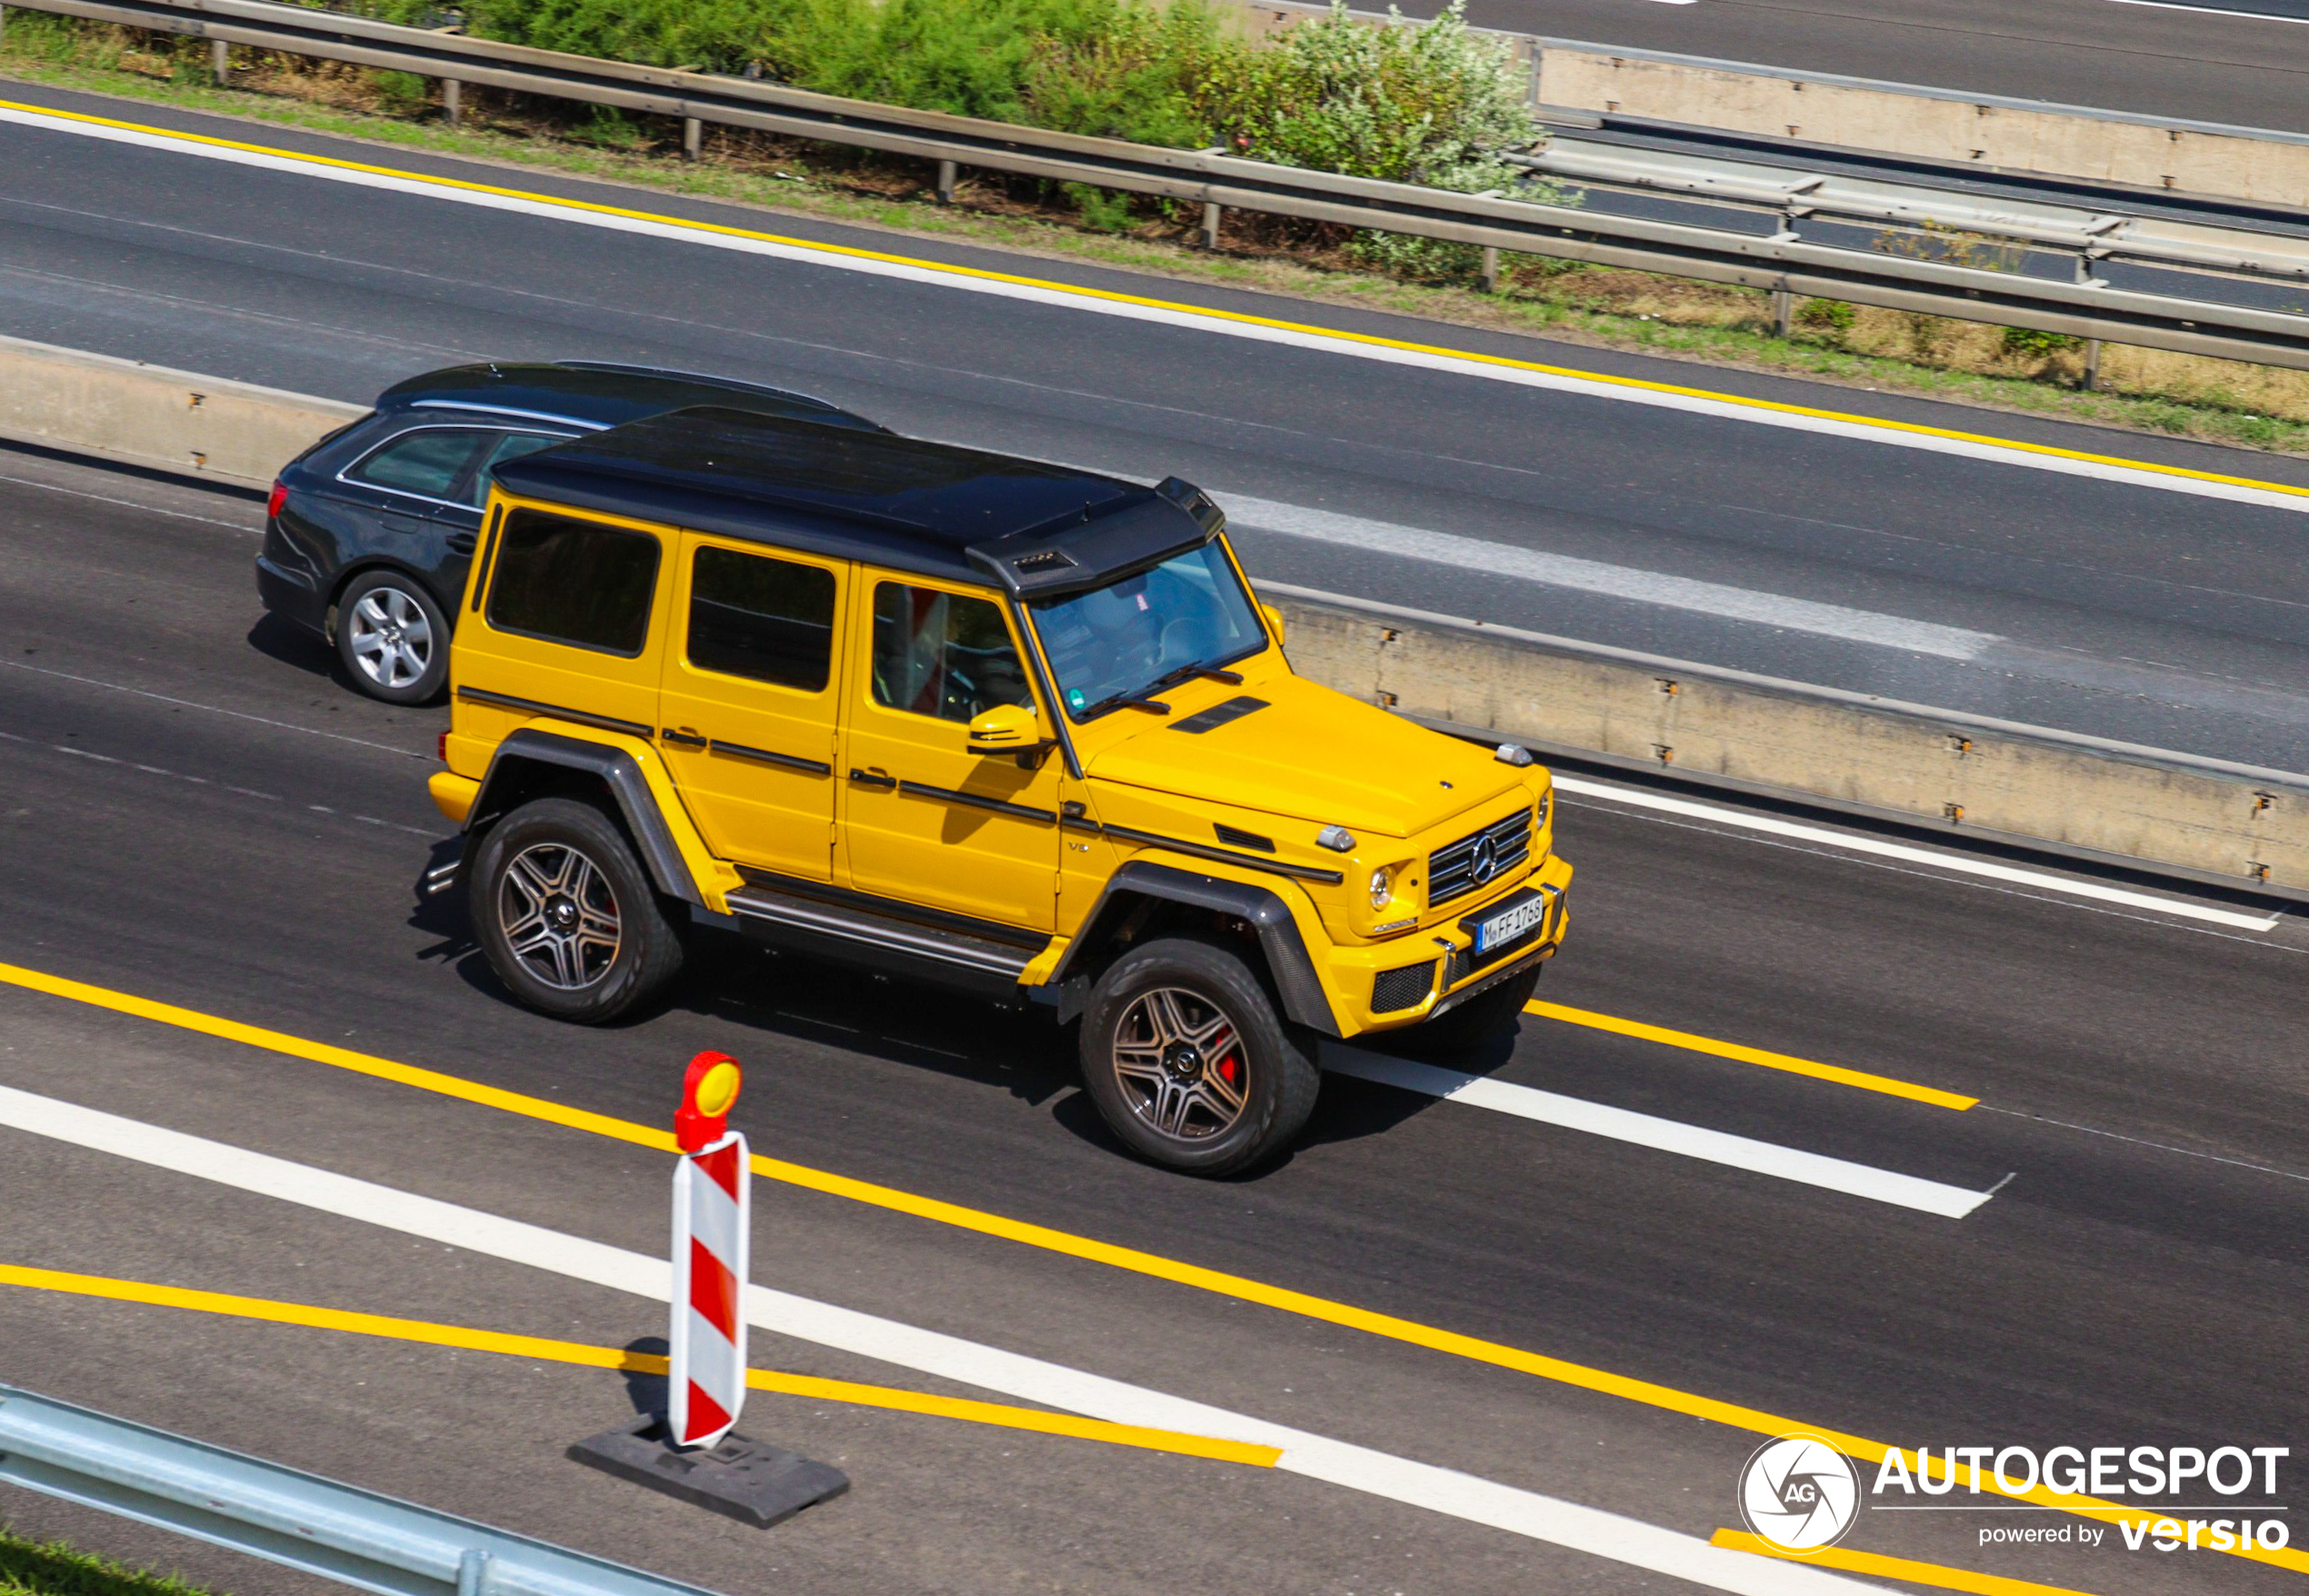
<box><xmin>1555</xmin><ymin>773</ymin><xmax>2286</xmax><ymax>931</ymax></box>
<box><xmin>0</xmin><ymin>1086</ymin><xmax>1879</xmax><ymax>1596</ymax></box>
<box><xmin>0</xmin><ymin>658</ymin><xmax>429</xmax><ymax>759</ymax></box>
<box><xmin>1219</xmin><ymin>493</ymin><xmax>2000</xmax><ymax>659</ymax></box>
<box><xmin>0</xmin><ymin>470</ymin><xmax>260</xmax><ymax>530</ymax></box>
<box><xmin>5</xmin><ymin>103</ymin><xmax>2306</xmax><ymax>519</ymax></box>
<box><xmin>1324</xmin><ymin>1051</ymin><xmax>1993</xmax><ymax>1217</ymax></box>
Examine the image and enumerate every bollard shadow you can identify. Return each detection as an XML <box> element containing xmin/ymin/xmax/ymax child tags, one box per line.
<box><xmin>619</xmin><ymin>1335</ymin><xmax>670</xmax><ymax>1423</ymax></box>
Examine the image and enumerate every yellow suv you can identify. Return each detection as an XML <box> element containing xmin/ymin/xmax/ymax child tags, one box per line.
<box><xmin>427</xmin><ymin>407</ymin><xmax>1571</xmax><ymax>1173</ymax></box>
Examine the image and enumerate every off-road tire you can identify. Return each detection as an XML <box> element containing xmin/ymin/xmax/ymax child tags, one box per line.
<box><xmin>1079</xmin><ymin>937</ymin><xmax>1320</xmax><ymax>1176</ymax></box>
<box><xmin>1396</xmin><ymin>962</ymin><xmax>1544</xmax><ymax>1060</ymax></box>
<box><xmin>335</xmin><ymin>568</ymin><xmax>450</xmax><ymax>705</ymax></box>
<box><xmin>471</xmin><ymin>797</ymin><xmax>685</xmax><ymax>1023</ymax></box>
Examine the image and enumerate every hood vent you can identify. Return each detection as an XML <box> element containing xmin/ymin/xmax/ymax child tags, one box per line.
<box><xmin>1171</xmin><ymin>694</ymin><xmax>1270</xmax><ymax>734</ymax></box>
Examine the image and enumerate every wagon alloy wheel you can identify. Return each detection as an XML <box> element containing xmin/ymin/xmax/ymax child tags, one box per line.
<box><xmin>496</xmin><ymin>841</ymin><xmax>623</xmax><ymax>992</ymax></box>
<box><xmin>1111</xmin><ymin>985</ymin><xmax>1252</xmax><ymax>1140</ymax></box>
<box><xmin>346</xmin><ymin>585</ymin><xmax>434</xmax><ymax>689</ymax></box>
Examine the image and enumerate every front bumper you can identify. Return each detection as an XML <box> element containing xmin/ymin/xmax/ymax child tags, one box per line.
<box><xmin>1315</xmin><ymin>852</ymin><xmax>1573</xmax><ymax>1035</ymax></box>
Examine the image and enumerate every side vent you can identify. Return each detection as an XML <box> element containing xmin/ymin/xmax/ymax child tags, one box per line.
<box><xmin>1214</xmin><ymin>824</ymin><xmax>1275</xmax><ymax>853</ymax></box>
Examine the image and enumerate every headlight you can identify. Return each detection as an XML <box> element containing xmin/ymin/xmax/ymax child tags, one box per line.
<box><xmin>1368</xmin><ymin>865</ymin><xmax>1393</xmax><ymax>910</ymax></box>
<box><xmin>1535</xmin><ymin>789</ymin><xmax>1551</xmax><ymax>831</ymax></box>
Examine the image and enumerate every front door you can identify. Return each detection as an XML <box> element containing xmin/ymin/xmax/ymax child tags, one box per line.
<box><xmin>658</xmin><ymin>536</ymin><xmax>847</xmax><ymax>883</ymax></box>
<box><xmin>841</xmin><ymin>578</ymin><xmax>1064</xmax><ymax>931</ymax></box>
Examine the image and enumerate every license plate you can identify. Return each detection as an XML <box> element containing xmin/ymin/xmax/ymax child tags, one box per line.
<box><xmin>1471</xmin><ymin>889</ymin><xmax>1548</xmax><ymax>953</ymax></box>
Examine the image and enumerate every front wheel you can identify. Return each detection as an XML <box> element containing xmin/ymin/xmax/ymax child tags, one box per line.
<box><xmin>470</xmin><ymin>797</ymin><xmax>685</xmax><ymax>1023</ymax></box>
<box><xmin>1079</xmin><ymin>938</ymin><xmax>1320</xmax><ymax>1177</ymax></box>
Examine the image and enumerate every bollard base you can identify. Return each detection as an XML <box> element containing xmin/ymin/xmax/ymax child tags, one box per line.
<box><xmin>568</xmin><ymin>1417</ymin><xmax>849</xmax><ymax>1528</ymax></box>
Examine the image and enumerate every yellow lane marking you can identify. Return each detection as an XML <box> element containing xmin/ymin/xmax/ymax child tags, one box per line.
<box><xmin>1524</xmin><ymin>1001</ymin><xmax>1978</xmax><ymax>1110</ymax></box>
<box><xmin>3</xmin><ymin>961</ymin><xmax>2297</xmax><ymax>1574</ymax></box>
<box><xmin>8</xmin><ymin>95</ymin><xmax>2309</xmax><ymax>508</ymax></box>
<box><xmin>1711</xmin><ymin>1530</ymin><xmax>2102</xmax><ymax>1596</ymax></box>
<box><xmin>0</xmin><ymin>1263</ymin><xmax>1278</xmax><ymax>1466</ymax></box>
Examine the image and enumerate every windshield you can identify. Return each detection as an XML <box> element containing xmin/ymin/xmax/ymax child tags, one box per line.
<box><xmin>1028</xmin><ymin>542</ymin><xmax>1267</xmax><ymax>721</ymax></box>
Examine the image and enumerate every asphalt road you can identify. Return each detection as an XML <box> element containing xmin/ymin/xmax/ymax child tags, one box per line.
<box><xmin>1437</xmin><ymin>0</ymin><xmax>2309</xmax><ymax>136</ymax></box>
<box><xmin>0</xmin><ymin>400</ymin><xmax>2304</xmax><ymax>1593</ymax></box>
<box><xmin>9</xmin><ymin>83</ymin><xmax>2309</xmax><ymax>783</ymax></box>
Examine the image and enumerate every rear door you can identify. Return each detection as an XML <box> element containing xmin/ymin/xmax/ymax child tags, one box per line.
<box><xmin>658</xmin><ymin>535</ymin><xmax>848</xmax><ymax>883</ymax></box>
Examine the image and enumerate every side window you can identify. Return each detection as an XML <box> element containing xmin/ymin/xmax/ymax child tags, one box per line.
<box><xmin>687</xmin><ymin>546</ymin><xmax>837</xmax><ymax>692</ymax></box>
<box><xmin>460</xmin><ymin>432</ymin><xmax>570</xmax><ymax>507</ymax></box>
<box><xmin>345</xmin><ymin>428</ymin><xmax>493</xmax><ymax>501</ymax></box>
<box><xmin>485</xmin><ymin>510</ymin><xmax>661</xmax><ymax>656</ymax></box>
<box><xmin>871</xmin><ymin>584</ymin><xmax>1031</xmax><ymax>723</ymax></box>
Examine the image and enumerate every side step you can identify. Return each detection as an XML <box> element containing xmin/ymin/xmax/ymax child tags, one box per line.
<box><xmin>724</xmin><ymin>883</ymin><xmax>1044</xmax><ymax>994</ymax></box>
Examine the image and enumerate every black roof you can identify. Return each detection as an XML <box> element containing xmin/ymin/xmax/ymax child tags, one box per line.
<box><xmin>490</xmin><ymin>407</ymin><xmax>1222</xmax><ymax>597</ymax></box>
<box><xmin>373</xmin><ymin>361</ymin><xmax>884</xmax><ymax>434</ymax></box>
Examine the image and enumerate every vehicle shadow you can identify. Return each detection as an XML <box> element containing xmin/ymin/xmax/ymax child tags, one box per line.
<box><xmin>1294</xmin><ymin>1028</ymin><xmax>1524</xmax><ymax>1152</ymax></box>
<box><xmin>245</xmin><ymin>612</ymin><xmax>349</xmax><ymax>688</ymax></box>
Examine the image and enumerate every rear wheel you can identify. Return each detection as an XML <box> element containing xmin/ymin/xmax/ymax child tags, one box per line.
<box><xmin>1079</xmin><ymin>938</ymin><xmax>1320</xmax><ymax>1176</ymax></box>
<box><xmin>335</xmin><ymin>569</ymin><xmax>448</xmax><ymax>704</ymax></box>
<box><xmin>471</xmin><ymin>797</ymin><xmax>684</xmax><ymax>1022</ymax></box>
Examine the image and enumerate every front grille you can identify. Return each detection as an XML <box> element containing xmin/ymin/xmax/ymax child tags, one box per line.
<box><xmin>1371</xmin><ymin>961</ymin><xmax>1437</xmax><ymax>1013</ymax></box>
<box><xmin>1428</xmin><ymin>810</ymin><xmax>1534</xmax><ymax>906</ymax></box>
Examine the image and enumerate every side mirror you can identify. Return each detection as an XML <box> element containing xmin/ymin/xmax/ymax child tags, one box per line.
<box><xmin>966</xmin><ymin>702</ymin><xmax>1045</xmax><ymax>753</ymax></box>
<box><xmin>1259</xmin><ymin>602</ymin><xmax>1286</xmax><ymax>646</ymax></box>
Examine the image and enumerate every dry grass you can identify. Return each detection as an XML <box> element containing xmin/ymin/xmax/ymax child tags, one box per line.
<box><xmin>7</xmin><ymin>19</ymin><xmax>2309</xmax><ymax>456</ymax></box>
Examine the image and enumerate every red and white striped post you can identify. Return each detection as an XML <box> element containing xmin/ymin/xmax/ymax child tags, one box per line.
<box><xmin>668</xmin><ymin>1051</ymin><xmax>748</xmax><ymax>1451</ymax></box>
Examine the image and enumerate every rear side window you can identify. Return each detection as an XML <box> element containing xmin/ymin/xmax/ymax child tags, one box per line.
<box><xmin>345</xmin><ymin>428</ymin><xmax>493</xmax><ymax>500</ymax></box>
<box><xmin>485</xmin><ymin>510</ymin><xmax>660</xmax><ymax>656</ymax></box>
<box><xmin>459</xmin><ymin>432</ymin><xmax>570</xmax><ymax>506</ymax></box>
<box><xmin>871</xmin><ymin>583</ymin><xmax>1031</xmax><ymax>723</ymax></box>
<box><xmin>687</xmin><ymin>546</ymin><xmax>837</xmax><ymax>692</ymax></box>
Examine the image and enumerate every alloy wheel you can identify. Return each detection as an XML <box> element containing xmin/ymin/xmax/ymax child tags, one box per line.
<box><xmin>346</xmin><ymin>585</ymin><xmax>434</xmax><ymax>689</ymax></box>
<box><xmin>1110</xmin><ymin>985</ymin><xmax>1250</xmax><ymax>1141</ymax></box>
<box><xmin>497</xmin><ymin>842</ymin><xmax>622</xmax><ymax>991</ymax></box>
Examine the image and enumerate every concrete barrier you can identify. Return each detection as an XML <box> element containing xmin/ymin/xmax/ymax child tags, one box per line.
<box><xmin>6</xmin><ymin>340</ymin><xmax>2299</xmax><ymax>897</ymax></box>
<box><xmin>1267</xmin><ymin>584</ymin><xmax>2309</xmax><ymax>899</ymax></box>
<box><xmin>0</xmin><ymin>334</ymin><xmax>367</xmax><ymax>488</ymax></box>
<box><xmin>1222</xmin><ymin>0</ymin><xmax>2309</xmax><ymax>210</ymax></box>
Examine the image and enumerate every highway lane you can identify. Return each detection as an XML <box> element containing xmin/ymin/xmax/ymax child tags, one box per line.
<box><xmin>12</xmin><ymin>85</ymin><xmax>2309</xmax><ymax>783</ymax></box>
<box><xmin>2</xmin><ymin>439</ymin><xmax>2304</xmax><ymax>1591</ymax></box>
<box><xmin>1441</xmin><ymin>0</ymin><xmax>2309</xmax><ymax>136</ymax></box>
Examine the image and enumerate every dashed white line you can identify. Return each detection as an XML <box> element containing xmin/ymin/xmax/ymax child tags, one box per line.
<box><xmin>1324</xmin><ymin>1049</ymin><xmax>1994</xmax><ymax>1218</ymax></box>
<box><xmin>0</xmin><ymin>1084</ymin><xmax>1882</xmax><ymax>1596</ymax></box>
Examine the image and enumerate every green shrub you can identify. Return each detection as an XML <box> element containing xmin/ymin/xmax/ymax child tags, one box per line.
<box><xmin>372</xmin><ymin>68</ymin><xmax>431</xmax><ymax>113</ymax></box>
<box><xmin>1794</xmin><ymin>297</ymin><xmax>1854</xmax><ymax>340</ymax></box>
<box><xmin>2000</xmin><ymin>324</ymin><xmax>2083</xmax><ymax>359</ymax></box>
<box><xmin>1064</xmin><ymin>183</ymin><xmax>1138</xmax><ymax>231</ymax></box>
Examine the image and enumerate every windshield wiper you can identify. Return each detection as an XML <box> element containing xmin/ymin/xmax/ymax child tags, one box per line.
<box><xmin>1076</xmin><ymin>661</ymin><xmax>1241</xmax><ymax>722</ymax></box>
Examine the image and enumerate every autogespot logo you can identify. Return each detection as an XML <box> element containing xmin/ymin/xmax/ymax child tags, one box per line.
<box><xmin>1740</xmin><ymin>1433</ymin><xmax>1862</xmax><ymax>1553</ymax></box>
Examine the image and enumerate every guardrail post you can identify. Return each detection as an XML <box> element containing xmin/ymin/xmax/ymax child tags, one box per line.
<box><xmin>683</xmin><ymin>116</ymin><xmax>702</xmax><ymax>160</ymax></box>
<box><xmin>1773</xmin><ymin>284</ymin><xmax>1794</xmax><ymax>338</ymax></box>
<box><xmin>442</xmin><ymin>78</ymin><xmax>461</xmax><ymax>125</ymax></box>
<box><xmin>209</xmin><ymin>37</ymin><xmax>228</xmax><ymax>85</ymax></box>
<box><xmin>935</xmin><ymin>158</ymin><xmax>956</xmax><ymax>203</ymax></box>
<box><xmin>2083</xmin><ymin>339</ymin><xmax>2102</xmax><ymax>391</ymax></box>
<box><xmin>1480</xmin><ymin>245</ymin><xmax>1500</xmax><ymax>294</ymax></box>
<box><xmin>1201</xmin><ymin>202</ymin><xmax>1222</xmax><ymax>249</ymax></box>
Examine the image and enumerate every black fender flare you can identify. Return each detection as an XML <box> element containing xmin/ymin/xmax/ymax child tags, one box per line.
<box><xmin>465</xmin><ymin>728</ymin><xmax>700</xmax><ymax>905</ymax></box>
<box><xmin>1043</xmin><ymin>860</ymin><xmax>1338</xmax><ymax>1036</ymax></box>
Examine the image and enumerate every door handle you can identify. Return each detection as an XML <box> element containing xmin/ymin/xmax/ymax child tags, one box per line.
<box><xmin>660</xmin><ymin>727</ymin><xmax>709</xmax><ymax>749</ymax></box>
<box><xmin>847</xmin><ymin>767</ymin><xmax>897</xmax><ymax>789</ymax></box>
<box><xmin>445</xmin><ymin>531</ymin><xmax>478</xmax><ymax>555</ymax></box>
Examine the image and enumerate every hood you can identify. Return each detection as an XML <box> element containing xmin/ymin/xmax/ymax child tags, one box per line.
<box><xmin>1085</xmin><ymin>673</ymin><xmax>1524</xmax><ymax>838</ymax></box>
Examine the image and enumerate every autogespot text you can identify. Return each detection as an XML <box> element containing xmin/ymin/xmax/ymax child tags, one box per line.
<box><xmin>1871</xmin><ymin>1444</ymin><xmax>2290</xmax><ymax>1552</ymax></box>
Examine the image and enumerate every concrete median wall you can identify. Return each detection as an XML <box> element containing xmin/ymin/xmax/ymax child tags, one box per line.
<box><xmin>1268</xmin><ymin>585</ymin><xmax>2309</xmax><ymax>897</ymax></box>
<box><xmin>5</xmin><ymin>334</ymin><xmax>2300</xmax><ymax>896</ymax></box>
<box><xmin>0</xmin><ymin>334</ymin><xmax>367</xmax><ymax>489</ymax></box>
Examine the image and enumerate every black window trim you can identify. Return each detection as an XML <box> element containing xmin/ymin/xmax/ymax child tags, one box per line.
<box><xmin>866</xmin><ymin>575</ymin><xmax>1045</xmax><ymax>731</ymax></box>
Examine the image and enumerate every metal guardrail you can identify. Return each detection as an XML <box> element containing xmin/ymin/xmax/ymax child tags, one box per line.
<box><xmin>11</xmin><ymin>0</ymin><xmax>2309</xmax><ymax>368</ymax></box>
<box><xmin>0</xmin><ymin>1383</ymin><xmax>725</xmax><ymax>1596</ymax></box>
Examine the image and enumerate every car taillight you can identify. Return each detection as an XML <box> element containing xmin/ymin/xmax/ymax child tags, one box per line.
<box><xmin>437</xmin><ymin>732</ymin><xmax>449</xmax><ymax>763</ymax></box>
<box><xmin>266</xmin><ymin>480</ymin><xmax>288</xmax><ymax>520</ymax></box>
